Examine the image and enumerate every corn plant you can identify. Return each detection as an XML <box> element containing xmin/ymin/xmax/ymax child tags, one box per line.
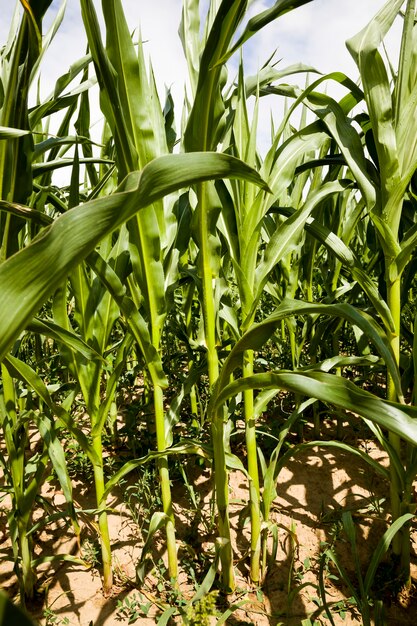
<box><xmin>181</xmin><ymin>0</ymin><xmax>315</xmax><ymax>590</ymax></box>
<box><xmin>0</xmin><ymin>0</ymin><xmax>83</xmax><ymax>602</ymax></box>
<box><xmin>218</xmin><ymin>59</ymin><xmax>348</xmax><ymax>581</ymax></box>
<box><xmin>0</xmin><ymin>348</ymin><xmax>91</xmax><ymax>603</ymax></box>
<box><xmin>52</xmin><ymin>247</ymin><xmax>130</xmax><ymax>594</ymax></box>
<box><xmin>250</xmin><ymin>0</ymin><xmax>417</xmax><ymax>590</ymax></box>
<box><xmin>272</xmin><ymin>0</ymin><xmax>417</xmax><ymax>586</ymax></box>
<box><xmin>0</xmin><ymin>316</ymin><xmax>103</xmax><ymax>602</ymax></box>
<box><xmin>320</xmin><ymin>511</ymin><xmax>414</xmax><ymax>626</ymax></box>
<box><xmin>343</xmin><ymin>0</ymin><xmax>417</xmax><ymax>585</ymax></box>
<box><xmin>0</xmin><ymin>5</ymin><xmax>269</xmax><ymax>592</ymax></box>
<box><xmin>79</xmin><ymin>0</ymin><xmax>271</xmax><ymax>585</ymax></box>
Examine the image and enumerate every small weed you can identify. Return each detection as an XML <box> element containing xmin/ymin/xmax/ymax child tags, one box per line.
<box><xmin>42</xmin><ymin>591</ymin><xmax>77</xmax><ymax>626</ymax></box>
<box><xmin>116</xmin><ymin>592</ymin><xmax>152</xmax><ymax>624</ymax></box>
<box><xmin>184</xmin><ymin>591</ymin><xmax>219</xmax><ymax>625</ymax></box>
<box><xmin>43</xmin><ymin>606</ymin><xmax>70</xmax><ymax>626</ymax></box>
<box><xmin>81</xmin><ymin>537</ymin><xmax>101</xmax><ymax>569</ymax></box>
<box><xmin>58</xmin><ymin>436</ymin><xmax>93</xmax><ymax>482</ymax></box>
<box><xmin>124</xmin><ymin>467</ymin><xmax>162</xmax><ymax>536</ymax></box>
<box><xmin>179</xmin><ymin>543</ymin><xmax>216</xmax><ymax>588</ymax></box>
<box><xmin>154</xmin><ymin>560</ymin><xmax>187</xmax><ymax>608</ymax></box>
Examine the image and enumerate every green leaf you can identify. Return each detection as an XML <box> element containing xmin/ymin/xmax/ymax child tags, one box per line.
<box><xmin>2</xmin><ymin>354</ymin><xmax>98</xmax><ymax>466</ymax></box>
<box><xmin>219</xmin><ymin>298</ymin><xmax>402</xmax><ymax>399</ymax></box>
<box><xmin>179</xmin><ymin>0</ymin><xmax>201</xmax><ymax>96</ymax></box>
<box><xmin>0</xmin><ymin>152</ymin><xmax>268</xmax><ymax>361</ymax></box>
<box><xmin>218</xmin><ymin>0</ymin><xmax>314</xmax><ymax>65</ymax></box>
<box><xmin>86</xmin><ymin>250</ymin><xmax>167</xmax><ymax>387</ymax></box>
<box><xmin>346</xmin><ymin>0</ymin><xmax>403</xmax><ymax>229</ymax></box>
<box><xmin>136</xmin><ymin>512</ymin><xmax>169</xmax><ymax>584</ymax></box>
<box><xmin>27</xmin><ymin>318</ymin><xmax>104</xmax><ymax>362</ymax></box>
<box><xmin>102</xmin><ymin>2</ymin><xmax>167</xmax><ymax>167</ymax></box>
<box><xmin>31</xmin><ymin>554</ymin><xmax>88</xmax><ymax>569</ymax></box>
<box><xmin>34</xmin><ymin>412</ymin><xmax>79</xmax><ymax>535</ymax></box>
<box><xmin>190</xmin><ymin>545</ymin><xmax>220</xmax><ymax>603</ymax></box>
<box><xmin>212</xmin><ymin>370</ymin><xmax>417</xmax><ymax>446</ymax></box>
<box><xmin>274</xmin><ymin>205</ymin><xmax>395</xmax><ymax>333</ymax></box>
<box><xmin>364</xmin><ymin>513</ymin><xmax>414</xmax><ymax>594</ymax></box>
<box><xmin>184</xmin><ymin>0</ymin><xmax>248</xmax><ymax>152</ymax></box>
<box><xmin>101</xmin><ymin>441</ymin><xmax>212</xmax><ymax>502</ymax></box>
<box><xmin>157</xmin><ymin>608</ymin><xmax>177</xmax><ymax>626</ymax></box>
<box><xmin>0</xmin><ymin>200</ymin><xmax>52</xmax><ymax>226</ymax></box>
<box><xmin>0</xmin><ymin>126</ymin><xmax>30</xmax><ymax>139</ymax></box>
<box><xmin>252</xmin><ymin>181</ymin><xmax>356</xmax><ymax>315</ymax></box>
<box><xmin>80</xmin><ymin>0</ymin><xmax>137</xmax><ymax>177</ymax></box>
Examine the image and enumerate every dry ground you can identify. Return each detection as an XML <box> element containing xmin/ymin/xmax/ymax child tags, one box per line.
<box><xmin>1</xmin><ymin>420</ymin><xmax>417</xmax><ymax>625</ymax></box>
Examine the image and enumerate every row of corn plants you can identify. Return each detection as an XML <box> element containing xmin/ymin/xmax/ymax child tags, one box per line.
<box><xmin>1</xmin><ymin>0</ymin><xmax>417</xmax><ymax>623</ymax></box>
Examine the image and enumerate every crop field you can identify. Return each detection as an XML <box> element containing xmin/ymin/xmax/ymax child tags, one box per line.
<box><xmin>1</xmin><ymin>0</ymin><xmax>417</xmax><ymax>624</ymax></box>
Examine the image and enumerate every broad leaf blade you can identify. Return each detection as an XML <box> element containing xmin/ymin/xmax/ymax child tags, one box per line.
<box><xmin>0</xmin><ymin>152</ymin><xmax>268</xmax><ymax>360</ymax></box>
<box><xmin>212</xmin><ymin>370</ymin><xmax>417</xmax><ymax>446</ymax></box>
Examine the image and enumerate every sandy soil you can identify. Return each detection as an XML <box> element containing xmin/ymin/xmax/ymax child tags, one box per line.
<box><xmin>1</xmin><ymin>421</ymin><xmax>416</xmax><ymax>625</ymax></box>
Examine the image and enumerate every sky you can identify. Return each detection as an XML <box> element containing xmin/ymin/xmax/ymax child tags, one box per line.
<box><xmin>0</xmin><ymin>0</ymin><xmax>403</xmax><ymax>155</ymax></box>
